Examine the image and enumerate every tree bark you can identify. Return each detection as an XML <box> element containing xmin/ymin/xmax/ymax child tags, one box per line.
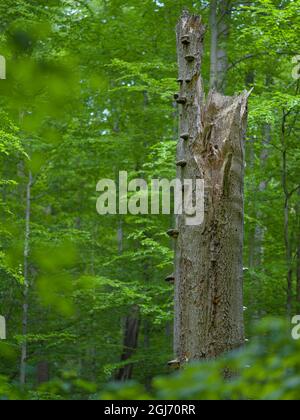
<box><xmin>115</xmin><ymin>219</ymin><xmax>140</xmax><ymax>381</ymax></box>
<box><xmin>254</xmin><ymin>122</ymin><xmax>271</xmax><ymax>266</ymax></box>
<box><xmin>173</xmin><ymin>12</ymin><xmax>248</xmax><ymax>364</ymax></box>
<box><xmin>297</xmin><ymin>189</ymin><xmax>300</xmax><ymax>303</ymax></box>
<box><xmin>115</xmin><ymin>305</ymin><xmax>140</xmax><ymax>381</ymax></box>
<box><xmin>297</xmin><ymin>237</ymin><xmax>300</xmax><ymax>303</ymax></box>
<box><xmin>253</xmin><ymin>76</ymin><xmax>272</xmax><ymax>266</ymax></box>
<box><xmin>37</xmin><ymin>361</ymin><xmax>49</xmax><ymax>385</ymax></box>
<box><xmin>210</xmin><ymin>0</ymin><xmax>218</xmax><ymax>90</ymax></box>
<box><xmin>20</xmin><ymin>171</ymin><xmax>32</xmax><ymax>387</ymax></box>
<box><xmin>281</xmin><ymin>112</ymin><xmax>293</xmax><ymax>316</ymax></box>
<box><xmin>245</xmin><ymin>71</ymin><xmax>256</xmax><ymax>270</ymax></box>
<box><xmin>217</xmin><ymin>0</ymin><xmax>231</xmax><ymax>92</ymax></box>
<box><xmin>210</xmin><ymin>1</ymin><xmax>231</xmax><ymax>92</ymax></box>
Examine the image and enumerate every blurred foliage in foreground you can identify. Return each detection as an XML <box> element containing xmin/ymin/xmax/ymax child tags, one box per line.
<box><xmin>1</xmin><ymin>318</ymin><xmax>299</xmax><ymax>400</ymax></box>
<box><xmin>102</xmin><ymin>318</ymin><xmax>300</xmax><ymax>401</ymax></box>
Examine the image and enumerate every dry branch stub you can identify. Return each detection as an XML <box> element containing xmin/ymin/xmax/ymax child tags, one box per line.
<box><xmin>173</xmin><ymin>11</ymin><xmax>249</xmax><ymax>364</ymax></box>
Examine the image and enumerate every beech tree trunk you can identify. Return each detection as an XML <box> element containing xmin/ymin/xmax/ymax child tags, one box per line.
<box><xmin>20</xmin><ymin>171</ymin><xmax>32</xmax><ymax>386</ymax></box>
<box><xmin>210</xmin><ymin>0</ymin><xmax>218</xmax><ymax>90</ymax></box>
<box><xmin>245</xmin><ymin>71</ymin><xmax>256</xmax><ymax>271</ymax></box>
<box><xmin>210</xmin><ymin>0</ymin><xmax>231</xmax><ymax>92</ymax></box>
<box><xmin>281</xmin><ymin>111</ymin><xmax>293</xmax><ymax>316</ymax></box>
<box><xmin>297</xmin><ymin>189</ymin><xmax>300</xmax><ymax>303</ymax></box>
<box><xmin>217</xmin><ymin>1</ymin><xmax>231</xmax><ymax>91</ymax></box>
<box><xmin>115</xmin><ymin>305</ymin><xmax>140</xmax><ymax>381</ymax></box>
<box><xmin>115</xmin><ymin>220</ymin><xmax>140</xmax><ymax>381</ymax></box>
<box><xmin>297</xmin><ymin>238</ymin><xmax>300</xmax><ymax>303</ymax></box>
<box><xmin>173</xmin><ymin>12</ymin><xmax>249</xmax><ymax>364</ymax></box>
<box><xmin>254</xmin><ymin>122</ymin><xmax>271</xmax><ymax>266</ymax></box>
<box><xmin>37</xmin><ymin>361</ymin><xmax>49</xmax><ymax>385</ymax></box>
<box><xmin>253</xmin><ymin>77</ymin><xmax>272</xmax><ymax>267</ymax></box>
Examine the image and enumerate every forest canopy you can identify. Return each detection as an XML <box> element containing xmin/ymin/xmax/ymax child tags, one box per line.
<box><xmin>0</xmin><ymin>0</ymin><xmax>300</xmax><ymax>401</ymax></box>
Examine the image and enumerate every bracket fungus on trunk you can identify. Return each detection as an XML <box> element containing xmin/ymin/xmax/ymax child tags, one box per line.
<box><xmin>174</xmin><ymin>93</ymin><xmax>187</xmax><ymax>105</ymax></box>
<box><xmin>181</xmin><ymin>35</ymin><xmax>191</xmax><ymax>45</ymax></box>
<box><xmin>180</xmin><ymin>133</ymin><xmax>190</xmax><ymax>141</ymax></box>
<box><xmin>167</xmin><ymin>229</ymin><xmax>180</xmax><ymax>239</ymax></box>
<box><xmin>185</xmin><ymin>54</ymin><xmax>196</xmax><ymax>63</ymax></box>
<box><xmin>165</xmin><ymin>274</ymin><xmax>175</xmax><ymax>284</ymax></box>
<box><xmin>176</xmin><ymin>160</ymin><xmax>187</xmax><ymax>168</ymax></box>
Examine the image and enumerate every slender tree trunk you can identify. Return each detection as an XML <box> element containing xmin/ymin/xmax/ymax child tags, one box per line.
<box><xmin>254</xmin><ymin>122</ymin><xmax>271</xmax><ymax>266</ymax></box>
<box><xmin>210</xmin><ymin>0</ymin><xmax>218</xmax><ymax>90</ymax></box>
<box><xmin>254</xmin><ymin>76</ymin><xmax>272</xmax><ymax>266</ymax></box>
<box><xmin>284</xmin><ymin>191</ymin><xmax>293</xmax><ymax>316</ymax></box>
<box><xmin>115</xmin><ymin>220</ymin><xmax>140</xmax><ymax>381</ymax></box>
<box><xmin>281</xmin><ymin>112</ymin><xmax>293</xmax><ymax>316</ymax></box>
<box><xmin>173</xmin><ymin>12</ymin><xmax>248</xmax><ymax>364</ymax></box>
<box><xmin>210</xmin><ymin>0</ymin><xmax>231</xmax><ymax>92</ymax></box>
<box><xmin>217</xmin><ymin>1</ymin><xmax>231</xmax><ymax>92</ymax></box>
<box><xmin>37</xmin><ymin>361</ymin><xmax>49</xmax><ymax>385</ymax></box>
<box><xmin>247</xmin><ymin>137</ymin><xmax>256</xmax><ymax>269</ymax></box>
<box><xmin>115</xmin><ymin>305</ymin><xmax>140</xmax><ymax>381</ymax></box>
<box><xmin>297</xmin><ymin>189</ymin><xmax>300</xmax><ymax>303</ymax></box>
<box><xmin>117</xmin><ymin>219</ymin><xmax>123</xmax><ymax>255</ymax></box>
<box><xmin>297</xmin><ymin>237</ymin><xmax>300</xmax><ymax>303</ymax></box>
<box><xmin>246</xmin><ymin>69</ymin><xmax>256</xmax><ymax>270</ymax></box>
<box><xmin>20</xmin><ymin>171</ymin><xmax>32</xmax><ymax>387</ymax></box>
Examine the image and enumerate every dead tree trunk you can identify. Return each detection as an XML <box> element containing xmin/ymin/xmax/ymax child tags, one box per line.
<box><xmin>173</xmin><ymin>12</ymin><xmax>249</xmax><ymax>364</ymax></box>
